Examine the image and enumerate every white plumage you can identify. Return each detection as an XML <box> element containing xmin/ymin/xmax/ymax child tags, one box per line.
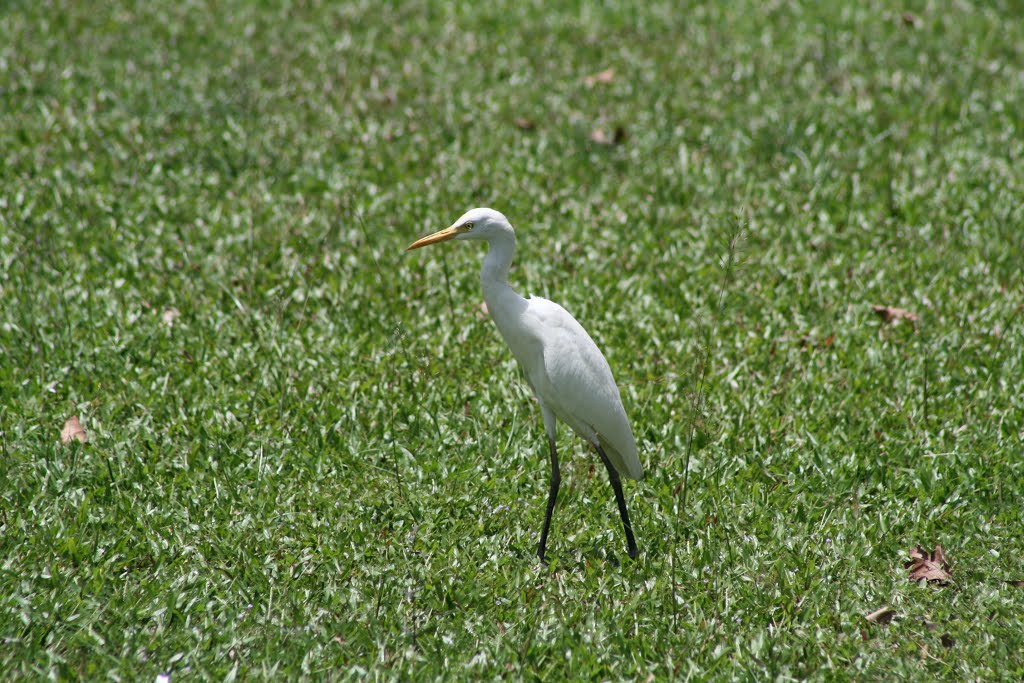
<box><xmin>491</xmin><ymin>295</ymin><xmax>644</xmax><ymax>481</ymax></box>
<box><xmin>407</xmin><ymin>207</ymin><xmax>643</xmax><ymax>560</ymax></box>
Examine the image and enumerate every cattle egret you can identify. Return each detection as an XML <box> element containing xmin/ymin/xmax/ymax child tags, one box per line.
<box><xmin>407</xmin><ymin>208</ymin><xmax>643</xmax><ymax>561</ymax></box>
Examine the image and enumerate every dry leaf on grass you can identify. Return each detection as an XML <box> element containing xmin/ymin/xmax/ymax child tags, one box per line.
<box><xmin>865</xmin><ymin>606</ymin><xmax>897</xmax><ymax>624</ymax></box>
<box><xmin>799</xmin><ymin>334</ymin><xmax>835</xmax><ymax>350</ymax></box>
<box><xmin>61</xmin><ymin>416</ymin><xmax>87</xmax><ymax>444</ymax></box>
<box><xmin>475</xmin><ymin>301</ymin><xmax>490</xmax><ymax>320</ymax></box>
<box><xmin>872</xmin><ymin>305</ymin><xmax>919</xmax><ymax>324</ymax></box>
<box><xmin>512</xmin><ymin>117</ymin><xmax>535</xmax><ymax>130</ymax></box>
<box><xmin>906</xmin><ymin>544</ymin><xmax>952</xmax><ymax>584</ymax></box>
<box><xmin>583</xmin><ymin>68</ymin><xmax>615</xmax><ymax>87</ymax></box>
<box><xmin>162</xmin><ymin>307</ymin><xmax>181</xmax><ymax>326</ymax></box>
<box><xmin>589</xmin><ymin>126</ymin><xmax>627</xmax><ymax>146</ymax></box>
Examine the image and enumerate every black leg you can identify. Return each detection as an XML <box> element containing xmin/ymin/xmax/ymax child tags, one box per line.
<box><xmin>595</xmin><ymin>445</ymin><xmax>639</xmax><ymax>559</ymax></box>
<box><xmin>537</xmin><ymin>435</ymin><xmax>560</xmax><ymax>562</ymax></box>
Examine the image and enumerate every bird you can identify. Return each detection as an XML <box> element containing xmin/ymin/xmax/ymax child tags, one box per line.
<box><xmin>406</xmin><ymin>208</ymin><xmax>643</xmax><ymax>561</ymax></box>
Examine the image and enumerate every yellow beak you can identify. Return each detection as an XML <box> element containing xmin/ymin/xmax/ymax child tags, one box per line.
<box><xmin>406</xmin><ymin>225</ymin><xmax>461</xmax><ymax>251</ymax></box>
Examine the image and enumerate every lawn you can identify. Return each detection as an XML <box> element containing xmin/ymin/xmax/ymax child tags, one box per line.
<box><xmin>2</xmin><ymin>0</ymin><xmax>1023</xmax><ymax>679</ymax></box>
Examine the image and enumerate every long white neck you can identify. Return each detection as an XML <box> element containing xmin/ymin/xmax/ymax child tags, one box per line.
<box><xmin>480</xmin><ymin>229</ymin><xmax>519</xmax><ymax>304</ymax></box>
<box><xmin>478</xmin><ymin>228</ymin><xmax>533</xmax><ymax>366</ymax></box>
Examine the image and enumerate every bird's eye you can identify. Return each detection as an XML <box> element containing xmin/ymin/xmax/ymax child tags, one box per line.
<box><xmin>464</xmin><ymin>221</ymin><xmax>474</xmax><ymax>230</ymax></box>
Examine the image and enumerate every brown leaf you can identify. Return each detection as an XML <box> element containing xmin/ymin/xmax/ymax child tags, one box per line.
<box><xmin>872</xmin><ymin>304</ymin><xmax>919</xmax><ymax>324</ymax></box>
<box><xmin>905</xmin><ymin>544</ymin><xmax>952</xmax><ymax>584</ymax></box>
<box><xmin>475</xmin><ymin>301</ymin><xmax>490</xmax><ymax>320</ymax></box>
<box><xmin>61</xmin><ymin>415</ymin><xmax>87</xmax><ymax>444</ymax></box>
<box><xmin>1006</xmin><ymin>580</ymin><xmax>1024</xmax><ymax>587</ymax></box>
<box><xmin>865</xmin><ymin>606</ymin><xmax>897</xmax><ymax>625</ymax></box>
<box><xmin>940</xmin><ymin>633</ymin><xmax>955</xmax><ymax>648</ymax></box>
<box><xmin>583</xmin><ymin>68</ymin><xmax>615</xmax><ymax>87</ymax></box>
<box><xmin>464</xmin><ymin>401</ymin><xmax>471</xmax><ymax>418</ymax></box>
<box><xmin>901</xmin><ymin>12</ymin><xmax>920</xmax><ymax>28</ymax></box>
<box><xmin>589</xmin><ymin>125</ymin><xmax>627</xmax><ymax>146</ymax></box>
<box><xmin>512</xmin><ymin>117</ymin><xmax>535</xmax><ymax>131</ymax></box>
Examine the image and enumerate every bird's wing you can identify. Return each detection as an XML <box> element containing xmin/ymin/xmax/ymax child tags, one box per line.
<box><xmin>523</xmin><ymin>297</ymin><xmax>644</xmax><ymax>480</ymax></box>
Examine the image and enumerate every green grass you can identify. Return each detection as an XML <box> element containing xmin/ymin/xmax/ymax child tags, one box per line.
<box><xmin>3</xmin><ymin>0</ymin><xmax>1024</xmax><ymax>679</ymax></box>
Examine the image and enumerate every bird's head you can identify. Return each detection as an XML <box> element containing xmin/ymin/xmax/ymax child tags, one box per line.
<box><xmin>406</xmin><ymin>208</ymin><xmax>513</xmax><ymax>251</ymax></box>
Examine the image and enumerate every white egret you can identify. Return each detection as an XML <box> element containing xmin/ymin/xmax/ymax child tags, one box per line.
<box><xmin>407</xmin><ymin>208</ymin><xmax>643</xmax><ymax>561</ymax></box>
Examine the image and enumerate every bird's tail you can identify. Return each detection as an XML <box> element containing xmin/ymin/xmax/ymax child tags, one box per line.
<box><xmin>599</xmin><ymin>435</ymin><xmax>645</xmax><ymax>481</ymax></box>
